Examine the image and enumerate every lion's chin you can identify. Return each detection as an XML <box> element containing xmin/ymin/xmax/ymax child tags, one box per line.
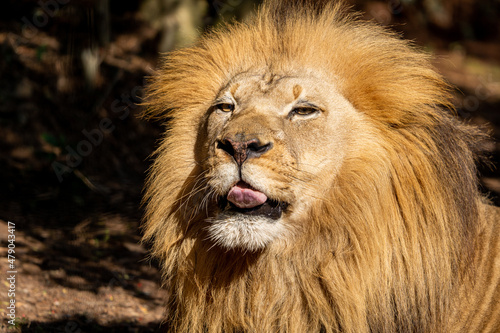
<box><xmin>206</xmin><ymin>214</ymin><xmax>289</xmax><ymax>251</ymax></box>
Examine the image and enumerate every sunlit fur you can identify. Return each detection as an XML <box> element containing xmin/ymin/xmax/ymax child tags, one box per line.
<box><xmin>142</xmin><ymin>1</ymin><xmax>500</xmax><ymax>332</ymax></box>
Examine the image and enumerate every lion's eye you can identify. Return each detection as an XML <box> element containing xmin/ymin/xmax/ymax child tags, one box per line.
<box><xmin>290</xmin><ymin>107</ymin><xmax>319</xmax><ymax>117</ymax></box>
<box><xmin>216</xmin><ymin>103</ymin><xmax>234</xmax><ymax>113</ymax></box>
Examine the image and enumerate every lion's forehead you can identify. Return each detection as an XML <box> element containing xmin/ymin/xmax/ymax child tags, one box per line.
<box><xmin>221</xmin><ymin>71</ymin><xmax>337</xmax><ymax>107</ymax></box>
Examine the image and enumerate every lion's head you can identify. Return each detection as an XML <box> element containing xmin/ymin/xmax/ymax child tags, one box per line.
<box><xmin>142</xmin><ymin>1</ymin><xmax>487</xmax><ymax>332</ymax></box>
<box><xmin>201</xmin><ymin>70</ymin><xmax>370</xmax><ymax>251</ymax></box>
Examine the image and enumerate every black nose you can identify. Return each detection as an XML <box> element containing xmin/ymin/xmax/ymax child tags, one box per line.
<box><xmin>217</xmin><ymin>137</ymin><xmax>273</xmax><ymax>166</ymax></box>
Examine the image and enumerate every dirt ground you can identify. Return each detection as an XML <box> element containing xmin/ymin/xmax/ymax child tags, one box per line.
<box><xmin>1</xmin><ymin>1</ymin><xmax>499</xmax><ymax>332</ymax></box>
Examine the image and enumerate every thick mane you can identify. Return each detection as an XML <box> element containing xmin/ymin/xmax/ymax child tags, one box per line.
<box><xmin>142</xmin><ymin>1</ymin><xmax>486</xmax><ymax>332</ymax></box>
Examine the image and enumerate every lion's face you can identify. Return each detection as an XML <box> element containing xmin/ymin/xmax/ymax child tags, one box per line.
<box><xmin>202</xmin><ymin>70</ymin><xmax>366</xmax><ymax>251</ymax></box>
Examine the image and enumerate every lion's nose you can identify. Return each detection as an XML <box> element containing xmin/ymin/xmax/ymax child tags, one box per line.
<box><xmin>217</xmin><ymin>137</ymin><xmax>273</xmax><ymax>166</ymax></box>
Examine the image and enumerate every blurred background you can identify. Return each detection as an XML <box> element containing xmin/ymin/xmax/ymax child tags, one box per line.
<box><xmin>0</xmin><ymin>0</ymin><xmax>499</xmax><ymax>331</ymax></box>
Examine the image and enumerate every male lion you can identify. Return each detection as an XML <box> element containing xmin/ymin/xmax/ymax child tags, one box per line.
<box><xmin>142</xmin><ymin>0</ymin><xmax>500</xmax><ymax>332</ymax></box>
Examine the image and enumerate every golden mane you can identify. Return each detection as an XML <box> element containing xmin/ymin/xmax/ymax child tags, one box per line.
<box><xmin>142</xmin><ymin>1</ymin><xmax>493</xmax><ymax>332</ymax></box>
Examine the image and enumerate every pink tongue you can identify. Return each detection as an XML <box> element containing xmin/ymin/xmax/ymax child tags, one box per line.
<box><xmin>227</xmin><ymin>181</ymin><xmax>268</xmax><ymax>209</ymax></box>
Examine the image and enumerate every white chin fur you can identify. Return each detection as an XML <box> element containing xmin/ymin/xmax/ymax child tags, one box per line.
<box><xmin>206</xmin><ymin>215</ymin><xmax>287</xmax><ymax>251</ymax></box>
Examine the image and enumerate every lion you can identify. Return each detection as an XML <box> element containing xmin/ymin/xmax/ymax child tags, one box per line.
<box><xmin>142</xmin><ymin>0</ymin><xmax>500</xmax><ymax>332</ymax></box>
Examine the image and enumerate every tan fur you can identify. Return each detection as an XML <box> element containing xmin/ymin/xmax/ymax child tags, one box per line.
<box><xmin>142</xmin><ymin>1</ymin><xmax>500</xmax><ymax>332</ymax></box>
